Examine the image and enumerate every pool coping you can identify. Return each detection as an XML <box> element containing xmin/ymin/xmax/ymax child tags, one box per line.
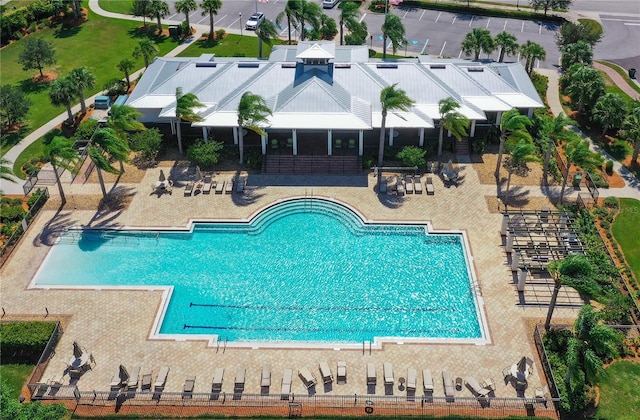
<box><xmin>28</xmin><ymin>196</ymin><xmax>491</xmax><ymax>350</ymax></box>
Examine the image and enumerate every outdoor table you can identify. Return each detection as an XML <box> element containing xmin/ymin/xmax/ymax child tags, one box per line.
<box><xmin>510</xmin><ymin>364</ymin><xmax>528</xmax><ymax>382</ymax></box>
<box><xmin>68</xmin><ymin>352</ymin><xmax>89</xmax><ymax>369</ymax></box>
<box><xmin>155</xmin><ymin>181</ymin><xmax>169</xmax><ymax>189</ymax></box>
<box><xmin>398</xmin><ymin>377</ymin><xmax>405</xmax><ymax>389</ymax></box>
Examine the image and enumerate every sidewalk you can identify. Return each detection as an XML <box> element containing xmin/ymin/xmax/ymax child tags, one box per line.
<box><xmin>593</xmin><ymin>62</ymin><xmax>640</xmax><ymax>101</ymax></box>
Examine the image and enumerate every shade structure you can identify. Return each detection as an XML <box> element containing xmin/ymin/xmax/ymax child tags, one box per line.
<box><xmin>517</xmin><ymin>356</ymin><xmax>527</xmax><ymax>374</ymax></box>
<box><xmin>119</xmin><ymin>365</ymin><xmax>130</xmax><ymax>383</ymax></box>
<box><xmin>73</xmin><ymin>341</ymin><xmax>82</xmax><ymax>359</ymax></box>
<box><xmin>195</xmin><ymin>166</ymin><xmax>203</xmax><ymax>182</ymax></box>
<box><xmin>159</xmin><ymin>169</ymin><xmax>166</xmax><ymax>182</ymax></box>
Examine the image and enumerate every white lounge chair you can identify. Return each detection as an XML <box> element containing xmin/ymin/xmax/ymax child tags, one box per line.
<box><xmin>337</xmin><ymin>361</ymin><xmax>347</xmax><ymax>384</ymax></box>
<box><xmin>404</xmin><ymin>175</ymin><xmax>414</xmax><ymax>194</ymax></box>
<box><xmin>426</xmin><ymin>177</ymin><xmax>435</xmax><ymax>195</ymax></box>
<box><xmin>215</xmin><ymin>180</ymin><xmax>224</xmax><ymax>194</ymax></box>
<box><xmin>366</xmin><ymin>363</ymin><xmax>376</xmax><ymax>385</ymax></box>
<box><xmin>212</xmin><ymin>368</ymin><xmax>224</xmax><ymax>391</ymax></box>
<box><xmin>127</xmin><ymin>367</ymin><xmax>140</xmax><ymax>389</ymax></box>
<box><xmin>184</xmin><ymin>182</ymin><xmax>194</xmax><ymax>196</ymax></box>
<box><xmin>225</xmin><ymin>178</ymin><xmax>233</xmax><ymax>194</ymax></box>
<box><xmin>298</xmin><ymin>367</ymin><xmax>317</xmax><ymax>389</ymax></box>
<box><xmin>182</xmin><ymin>376</ymin><xmax>195</xmax><ymax>396</ymax></box>
<box><xmin>396</xmin><ymin>177</ymin><xmax>405</xmax><ymax>196</ymax></box>
<box><xmin>235</xmin><ymin>176</ymin><xmax>246</xmax><ymax>194</ymax></box>
<box><xmin>422</xmin><ymin>369</ymin><xmax>434</xmax><ymax>392</ymax></box>
<box><xmin>413</xmin><ymin>175</ymin><xmax>423</xmax><ymax>194</ymax></box>
<box><xmin>383</xmin><ymin>363</ymin><xmax>394</xmax><ymax>385</ymax></box>
<box><xmin>154</xmin><ymin>367</ymin><xmax>169</xmax><ymax>391</ymax></box>
<box><xmin>406</xmin><ymin>368</ymin><xmax>417</xmax><ymax>391</ymax></box>
<box><xmin>202</xmin><ymin>174</ymin><xmax>212</xmax><ymax>194</ymax></box>
<box><xmin>442</xmin><ymin>371</ymin><xmax>455</xmax><ymax>398</ymax></box>
<box><xmin>234</xmin><ymin>367</ymin><xmax>245</xmax><ymax>391</ymax></box>
<box><xmin>465</xmin><ymin>376</ymin><xmax>491</xmax><ymax>397</ymax></box>
<box><xmin>281</xmin><ymin>368</ymin><xmax>293</xmax><ymax>395</ymax></box>
<box><xmin>110</xmin><ymin>367</ymin><xmax>122</xmax><ymax>390</ymax></box>
<box><xmin>261</xmin><ymin>364</ymin><xmax>271</xmax><ymax>387</ymax></box>
<box><xmin>141</xmin><ymin>370</ymin><xmax>152</xmax><ymax>391</ymax></box>
<box><xmin>319</xmin><ymin>362</ymin><xmax>333</xmax><ymax>384</ymax></box>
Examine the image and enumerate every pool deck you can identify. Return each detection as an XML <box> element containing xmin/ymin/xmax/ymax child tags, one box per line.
<box><xmin>1</xmin><ymin>160</ymin><xmax>583</xmax><ymax>401</ymax></box>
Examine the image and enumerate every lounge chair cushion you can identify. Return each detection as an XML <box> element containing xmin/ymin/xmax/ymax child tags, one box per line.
<box><xmin>319</xmin><ymin>362</ymin><xmax>333</xmax><ymax>384</ymax></box>
<box><xmin>337</xmin><ymin>361</ymin><xmax>347</xmax><ymax>382</ymax></box>
<box><xmin>261</xmin><ymin>364</ymin><xmax>271</xmax><ymax>387</ymax></box>
<box><xmin>422</xmin><ymin>369</ymin><xmax>434</xmax><ymax>392</ymax></box>
<box><xmin>281</xmin><ymin>369</ymin><xmax>293</xmax><ymax>394</ymax></box>
<box><xmin>406</xmin><ymin>368</ymin><xmax>417</xmax><ymax>390</ymax></box>
<box><xmin>366</xmin><ymin>363</ymin><xmax>376</xmax><ymax>385</ymax></box>
<box><xmin>383</xmin><ymin>363</ymin><xmax>394</xmax><ymax>384</ymax></box>
<box><xmin>154</xmin><ymin>367</ymin><xmax>169</xmax><ymax>389</ymax></box>
<box><xmin>235</xmin><ymin>368</ymin><xmax>246</xmax><ymax>389</ymax></box>
<box><xmin>442</xmin><ymin>371</ymin><xmax>454</xmax><ymax>397</ymax></box>
<box><xmin>298</xmin><ymin>367</ymin><xmax>317</xmax><ymax>388</ymax></box>
<box><xmin>183</xmin><ymin>376</ymin><xmax>195</xmax><ymax>393</ymax></box>
<box><xmin>465</xmin><ymin>376</ymin><xmax>490</xmax><ymax>397</ymax></box>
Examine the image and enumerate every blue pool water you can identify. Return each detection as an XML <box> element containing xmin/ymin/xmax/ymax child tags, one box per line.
<box><xmin>33</xmin><ymin>199</ymin><xmax>482</xmax><ymax>343</ymax></box>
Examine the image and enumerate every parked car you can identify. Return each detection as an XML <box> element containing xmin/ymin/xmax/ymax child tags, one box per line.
<box><xmin>245</xmin><ymin>12</ymin><xmax>265</xmax><ymax>30</ymax></box>
<box><xmin>322</xmin><ymin>0</ymin><xmax>340</xmax><ymax>8</ymax></box>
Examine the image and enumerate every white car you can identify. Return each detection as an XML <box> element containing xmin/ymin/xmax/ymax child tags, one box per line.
<box><xmin>245</xmin><ymin>12</ymin><xmax>265</xmax><ymax>30</ymax></box>
<box><xmin>323</xmin><ymin>0</ymin><xmax>341</xmax><ymax>8</ymax></box>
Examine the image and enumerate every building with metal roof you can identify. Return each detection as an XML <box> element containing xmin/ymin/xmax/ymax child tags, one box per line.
<box><xmin>127</xmin><ymin>42</ymin><xmax>544</xmax><ymax>173</ymax></box>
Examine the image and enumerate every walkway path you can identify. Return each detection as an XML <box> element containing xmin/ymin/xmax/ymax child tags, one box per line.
<box><xmin>593</xmin><ymin>61</ymin><xmax>640</xmax><ymax>100</ymax></box>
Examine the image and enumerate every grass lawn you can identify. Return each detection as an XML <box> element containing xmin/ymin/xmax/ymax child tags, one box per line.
<box><xmin>594</xmin><ymin>360</ymin><xmax>640</xmax><ymax>420</ymax></box>
<box><xmin>177</xmin><ymin>34</ymin><xmax>281</xmax><ymax>58</ymax></box>
<box><xmin>612</xmin><ymin>198</ymin><xmax>640</xmax><ymax>281</ymax></box>
<box><xmin>98</xmin><ymin>0</ymin><xmax>134</xmax><ymax>15</ymax></box>
<box><xmin>0</xmin><ymin>364</ymin><xmax>33</xmax><ymax>399</ymax></box>
<box><xmin>599</xmin><ymin>70</ymin><xmax>635</xmax><ymax>106</ymax></box>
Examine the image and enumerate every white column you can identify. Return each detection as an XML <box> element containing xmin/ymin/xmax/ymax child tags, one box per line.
<box><xmin>170</xmin><ymin>118</ymin><xmax>176</xmax><ymax>135</ymax></box>
<box><xmin>501</xmin><ymin>214</ymin><xmax>510</xmax><ymax>236</ymax></box>
<box><xmin>389</xmin><ymin>128</ymin><xmax>394</xmax><ymax>146</ymax></box>
<box><xmin>202</xmin><ymin>127</ymin><xmax>208</xmax><ymax>141</ymax></box>
<box><xmin>419</xmin><ymin>128</ymin><xmax>424</xmax><ymax>146</ymax></box>
<box><xmin>233</xmin><ymin>127</ymin><xmax>238</xmax><ymax>145</ymax></box>
<box><xmin>511</xmin><ymin>251</ymin><xmax>521</xmax><ymax>272</ymax></box>
<box><xmin>292</xmin><ymin>129</ymin><xmax>298</xmax><ymax>155</ymax></box>
<box><xmin>327</xmin><ymin>129</ymin><xmax>333</xmax><ymax>156</ymax></box>
<box><xmin>358</xmin><ymin>130</ymin><xmax>363</xmax><ymax>156</ymax></box>
<box><xmin>261</xmin><ymin>134</ymin><xmax>267</xmax><ymax>155</ymax></box>
<box><xmin>506</xmin><ymin>233</ymin><xmax>514</xmax><ymax>253</ymax></box>
<box><xmin>517</xmin><ymin>268</ymin><xmax>528</xmax><ymax>292</ymax></box>
<box><xmin>470</xmin><ymin>120</ymin><xmax>476</xmax><ymax>137</ymax></box>
<box><xmin>496</xmin><ymin>111</ymin><xmax>503</xmax><ymax>126</ymax></box>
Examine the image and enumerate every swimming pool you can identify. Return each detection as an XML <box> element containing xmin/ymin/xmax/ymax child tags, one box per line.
<box><xmin>32</xmin><ymin>198</ymin><xmax>486</xmax><ymax>346</ymax></box>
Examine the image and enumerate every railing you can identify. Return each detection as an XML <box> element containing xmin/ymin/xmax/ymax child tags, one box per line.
<box><xmin>533</xmin><ymin>324</ymin><xmax>564</xmax><ymax>409</ymax></box>
<box><xmin>0</xmin><ymin>188</ymin><xmax>49</xmax><ymax>268</ymax></box>
<box><xmin>25</xmin><ymin>320</ymin><xmax>64</xmax><ymax>398</ymax></box>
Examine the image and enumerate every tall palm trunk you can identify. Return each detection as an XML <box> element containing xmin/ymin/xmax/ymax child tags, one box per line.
<box><xmin>176</xmin><ymin>119</ymin><xmax>184</xmax><ymax>154</ymax></box>
<box><xmin>633</xmin><ymin>141</ymin><xmax>640</xmax><ymax>163</ymax></box>
<box><xmin>208</xmin><ymin>13</ymin><xmax>214</xmax><ymax>41</ymax></box>
<box><xmin>286</xmin><ymin>15</ymin><xmax>292</xmax><ymax>44</ymax></box>
<box><xmin>383</xmin><ymin>34</ymin><xmax>387</xmax><ymax>59</ymax></box>
<box><xmin>258</xmin><ymin>38</ymin><xmax>263</xmax><ymax>59</ymax></box>
<box><xmin>545</xmin><ymin>279</ymin><xmax>562</xmax><ymax>331</ymax></box>
<box><xmin>505</xmin><ymin>169</ymin><xmax>513</xmax><ymax>209</ymax></box>
<box><xmin>559</xmin><ymin>164</ymin><xmax>570</xmax><ymax>204</ymax></box>
<box><xmin>494</xmin><ymin>134</ymin><xmax>507</xmax><ymax>178</ymax></box>
<box><xmin>438</xmin><ymin>125</ymin><xmax>444</xmax><ymax>156</ymax></box>
<box><xmin>52</xmin><ymin>163</ymin><xmax>67</xmax><ymax>206</ymax></box>
<box><xmin>498</xmin><ymin>48</ymin><xmax>505</xmax><ymax>63</ymax></box>
<box><xmin>64</xmin><ymin>103</ymin><xmax>74</xmax><ymax>124</ymax></box>
<box><xmin>543</xmin><ymin>138</ymin><xmax>553</xmax><ymax>186</ymax></box>
<box><xmin>78</xmin><ymin>91</ymin><xmax>87</xmax><ymax>114</ymax></box>
<box><xmin>157</xmin><ymin>15</ymin><xmax>162</xmax><ymax>33</ymax></box>
<box><xmin>339</xmin><ymin>21</ymin><xmax>344</xmax><ymax>46</ymax></box>
<box><xmin>239</xmin><ymin>127</ymin><xmax>244</xmax><ymax>164</ymax></box>
<box><xmin>378</xmin><ymin>110</ymin><xmax>387</xmax><ymax>167</ymax></box>
<box><xmin>96</xmin><ymin>167</ymin><xmax>107</xmax><ymax>197</ymax></box>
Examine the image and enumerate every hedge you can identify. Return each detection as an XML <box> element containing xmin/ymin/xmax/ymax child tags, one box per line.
<box><xmin>0</xmin><ymin>322</ymin><xmax>56</xmax><ymax>364</ymax></box>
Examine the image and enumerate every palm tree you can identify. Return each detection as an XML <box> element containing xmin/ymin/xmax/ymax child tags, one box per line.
<box><xmin>256</xmin><ymin>20</ymin><xmax>279</xmax><ymax>59</ymax></box>
<box><xmin>559</xmin><ymin>137</ymin><xmax>602</xmax><ymax>203</ymax></box>
<box><xmin>117</xmin><ymin>59</ymin><xmax>135</xmax><ymax>91</ymax></box>
<box><xmin>494</xmin><ymin>108</ymin><xmax>531</xmax><ymax>179</ymax></box>
<box><xmin>503</xmin><ymin>138</ymin><xmax>538</xmax><ymax>208</ymax></box>
<box><xmin>147</xmin><ymin>0</ymin><xmax>170</xmax><ymax>34</ymax></box>
<box><xmin>107</xmin><ymin>105</ymin><xmax>145</xmax><ymax>171</ymax></box>
<box><xmin>495</xmin><ymin>31</ymin><xmax>519</xmax><ymax>63</ymax></box>
<box><xmin>133</xmin><ymin>39</ymin><xmax>159</xmax><ymax>69</ymax></box>
<box><xmin>538</xmin><ymin>113</ymin><xmax>573</xmax><ymax>185</ymax></box>
<box><xmin>201</xmin><ymin>0</ymin><xmax>222</xmax><ymax>41</ymax></box>
<box><xmin>437</xmin><ymin>97</ymin><xmax>469</xmax><ymax>156</ymax></box>
<box><xmin>520</xmin><ymin>41</ymin><xmax>546</xmax><ymax>74</ymax></box>
<box><xmin>175</xmin><ymin>87</ymin><xmax>204</xmax><ymax>154</ymax></box>
<box><xmin>68</xmin><ymin>67</ymin><xmax>95</xmax><ymax>115</ymax></box>
<box><xmin>622</xmin><ymin>102</ymin><xmax>640</xmax><ymax>164</ymax></box>
<box><xmin>338</xmin><ymin>1</ymin><xmax>360</xmax><ymax>46</ymax></box>
<box><xmin>175</xmin><ymin>0</ymin><xmax>197</xmax><ymax>33</ymax></box>
<box><xmin>461</xmin><ymin>28</ymin><xmax>494</xmax><ymax>61</ymax></box>
<box><xmin>378</xmin><ymin>84</ymin><xmax>415</xmax><ymax>167</ymax></box>
<box><xmin>560</xmin><ymin>40</ymin><xmax>592</xmax><ymax>71</ymax></box>
<box><xmin>544</xmin><ymin>255</ymin><xmax>593</xmax><ymax>331</ymax></box>
<box><xmin>237</xmin><ymin>91</ymin><xmax>272</xmax><ymax>164</ymax></box>
<box><xmin>45</xmin><ymin>136</ymin><xmax>79</xmax><ymax>206</ymax></box>
<box><xmin>293</xmin><ymin>0</ymin><xmax>321</xmax><ymax>42</ymax></box>
<box><xmin>276</xmin><ymin>0</ymin><xmax>301</xmax><ymax>45</ymax></box>
<box><xmin>381</xmin><ymin>13</ymin><xmax>405</xmax><ymax>59</ymax></box>
<box><xmin>48</xmin><ymin>76</ymin><xmax>76</xmax><ymax>125</ymax></box>
<box><xmin>89</xmin><ymin>128</ymin><xmax>131</xmax><ymax>197</ymax></box>
<box><xmin>562</xmin><ymin>64</ymin><xmax>605</xmax><ymax>115</ymax></box>
<box><xmin>0</xmin><ymin>156</ymin><xmax>16</xmax><ymax>184</ymax></box>
<box><xmin>593</xmin><ymin>93</ymin><xmax>627</xmax><ymax>135</ymax></box>
<box><xmin>565</xmin><ymin>305</ymin><xmax>622</xmax><ymax>386</ymax></box>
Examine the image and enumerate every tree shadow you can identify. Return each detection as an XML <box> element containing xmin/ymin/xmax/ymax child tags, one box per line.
<box><xmin>0</xmin><ymin>124</ymin><xmax>32</xmax><ymax>150</ymax></box>
<box><xmin>54</xmin><ymin>24</ymin><xmax>82</xmax><ymax>39</ymax></box>
<box><xmin>127</xmin><ymin>27</ymin><xmax>172</xmax><ymax>46</ymax></box>
<box><xmin>18</xmin><ymin>77</ymin><xmax>51</xmax><ymax>95</ymax></box>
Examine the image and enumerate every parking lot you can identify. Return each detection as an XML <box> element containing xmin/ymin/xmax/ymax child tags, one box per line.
<box><xmin>163</xmin><ymin>0</ymin><xmax>561</xmax><ymax>69</ymax></box>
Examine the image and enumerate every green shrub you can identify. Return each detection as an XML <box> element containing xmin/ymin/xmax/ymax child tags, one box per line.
<box><xmin>600</xmin><ymin>219</ymin><xmax>610</xmax><ymax>230</ymax></box>
<box><xmin>73</xmin><ymin>119</ymin><xmax>99</xmax><ymax>142</ymax></box>
<box><xmin>0</xmin><ymin>322</ymin><xmax>56</xmax><ymax>364</ymax></box>
<box><xmin>396</xmin><ymin>146</ymin><xmax>427</xmax><ymax>168</ymax></box>
<box><xmin>245</xmin><ymin>148</ymin><xmax>262</xmax><ymax>170</ymax></box>
<box><xmin>215</xmin><ymin>28</ymin><xmax>226</xmax><ymax>40</ymax></box>
<box><xmin>26</xmin><ymin>189</ymin><xmax>47</xmax><ymax>213</ymax></box>
<box><xmin>129</xmin><ymin>128</ymin><xmax>163</xmax><ymax>168</ymax></box>
<box><xmin>186</xmin><ymin>139</ymin><xmax>224</xmax><ymax>169</ymax></box>
<box><xmin>603</xmin><ymin>196</ymin><xmax>619</xmax><ymax>209</ymax></box>
<box><xmin>606</xmin><ymin>139</ymin><xmax>632</xmax><ymax>160</ymax></box>
<box><xmin>0</xmin><ymin>205</ymin><xmax>25</xmax><ymax>224</ymax></box>
<box><xmin>605</xmin><ymin>160</ymin><xmax>614</xmax><ymax>175</ymax></box>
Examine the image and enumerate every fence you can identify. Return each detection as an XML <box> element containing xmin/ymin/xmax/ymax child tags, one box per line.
<box><xmin>0</xmin><ymin>188</ymin><xmax>49</xmax><ymax>268</ymax></box>
<box><xmin>37</xmin><ymin>389</ymin><xmax>559</xmax><ymax>418</ymax></box>
<box><xmin>21</xmin><ymin>321</ymin><xmax>64</xmax><ymax>391</ymax></box>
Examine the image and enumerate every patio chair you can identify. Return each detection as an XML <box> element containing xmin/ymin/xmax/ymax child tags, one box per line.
<box><xmin>337</xmin><ymin>361</ymin><xmax>347</xmax><ymax>384</ymax></box>
<box><xmin>182</xmin><ymin>376</ymin><xmax>195</xmax><ymax>398</ymax></box>
<box><xmin>319</xmin><ymin>361</ymin><xmax>333</xmax><ymax>384</ymax></box>
<box><xmin>225</xmin><ymin>178</ymin><xmax>233</xmax><ymax>194</ymax></box>
<box><xmin>286</xmin><ymin>138</ymin><xmax>293</xmax><ymax>148</ymax></box>
<box><xmin>502</xmin><ymin>366</ymin><xmax>512</xmax><ymax>382</ymax></box>
<box><xmin>413</xmin><ymin>175</ymin><xmax>423</xmax><ymax>194</ymax></box>
<box><xmin>271</xmin><ymin>139</ymin><xmax>278</xmax><ymax>149</ymax></box>
<box><xmin>212</xmin><ymin>368</ymin><xmax>224</xmax><ymax>391</ymax></box>
<box><xmin>383</xmin><ymin>363</ymin><xmax>394</xmax><ymax>385</ymax></box>
<box><xmin>141</xmin><ymin>370</ymin><xmax>153</xmax><ymax>391</ymax></box>
<box><xmin>127</xmin><ymin>367</ymin><xmax>140</xmax><ymax>390</ymax></box>
<box><xmin>281</xmin><ymin>368</ymin><xmax>293</xmax><ymax>395</ymax></box>
<box><xmin>154</xmin><ymin>367</ymin><xmax>169</xmax><ymax>391</ymax></box>
<box><xmin>404</xmin><ymin>175</ymin><xmax>414</xmax><ymax>194</ymax></box>
<box><xmin>422</xmin><ymin>369</ymin><xmax>434</xmax><ymax>392</ymax></box>
<box><xmin>348</xmin><ymin>139</ymin><xmax>356</xmax><ymax>149</ymax></box>
<box><xmin>215</xmin><ymin>180</ymin><xmax>225</xmax><ymax>194</ymax></box>
<box><xmin>535</xmin><ymin>385</ymin><xmax>549</xmax><ymax>400</ymax></box>
<box><xmin>261</xmin><ymin>364</ymin><xmax>271</xmax><ymax>388</ymax></box>
<box><xmin>184</xmin><ymin>182</ymin><xmax>194</xmax><ymax>196</ymax></box>
<box><xmin>482</xmin><ymin>377</ymin><xmax>496</xmax><ymax>391</ymax></box>
<box><xmin>406</xmin><ymin>368</ymin><xmax>417</xmax><ymax>391</ymax></box>
<box><xmin>335</xmin><ymin>139</ymin><xmax>343</xmax><ymax>149</ymax></box>
<box><xmin>442</xmin><ymin>371</ymin><xmax>454</xmax><ymax>399</ymax></box>
<box><xmin>202</xmin><ymin>174</ymin><xmax>212</xmax><ymax>195</ymax></box>
<box><xmin>464</xmin><ymin>376</ymin><xmax>491</xmax><ymax>397</ymax></box>
<box><xmin>426</xmin><ymin>177</ymin><xmax>435</xmax><ymax>195</ymax></box>
<box><xmin>366</xmin><ymin>363</ymin><xmax>376</xmax><ymax>385</ymax></box>
<box><xmin>298</xmin><ymin>367</ymin><xmax>317</xmax><ymax>389</ymax></box>
<box><xmin>234</xmin><ymin>367</ymin><xmax>246</xmax><ymax>391</ymax></box>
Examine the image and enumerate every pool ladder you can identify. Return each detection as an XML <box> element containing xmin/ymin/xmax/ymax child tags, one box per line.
<box><xmin>304</xmin><ymin>189</ymin><xmax>314</xmax><ymax>209</ymax></box>
<box><xmin>216</xmin><ymin>337</ymin><xmax>227</xmax><ymax>354</ymax></box>
<box><xmin>362</xmin><ymin>340</ymin><xmax>372</xmax><ymax>355</ymax></box>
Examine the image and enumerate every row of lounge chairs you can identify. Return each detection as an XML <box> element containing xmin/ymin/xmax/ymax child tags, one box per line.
<box><xmin>184</xmin><ymin>176</ymin><xmax>247</xmax><ymax>196</ymax></box>
<box><xmin>379</xmin><ymin>175</ymin><xmax>435</xmax><ymax>196</ymax></box>
<box><xmin>110</xmin><ymin>366</ymin><xmax>169</xmax><ymax>392</ymax></box>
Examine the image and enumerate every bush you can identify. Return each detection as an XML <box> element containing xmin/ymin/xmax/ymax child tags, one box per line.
<box><xmin>215</xmin><ymin>28</ymin><xmax>226</xmax><ymax>40</ymax></box>
<box><xmin>27</xmin><ymin>188</ymin><xmax>47</xmax><ymax>213</ymax></box>
<box><xmin>186</xmin><ymin>139</ymin><xmax>224</xmax><ymax>169</ymax></box>
<box><xmin>396</xmin><ymin>146</ymin><xmax>427</xmax><ymax>168</ymax></box>
<box><xmin>245</xmin><ymin>148</ymin><xmax>262</xmax><ymax>170</ymax></box>
<box><xmin>603</xmin><ymin>196</ymin><xmax>619</xmax><ymax>209</ymax></box>
<box><xmin>605</xmin><ymin>160</ymin><xmax>614</xmax><ymax>175</ymax></box>
<box><xmin>129</xmin><ymin>128</ymin><xmax>163</xmax><ymax>167</ymax></box>
<box><xmin>103</xmin><ymin>78</ymin><xmax>127</xmax><ymax>98</ymax></box>
<box><xmin>73</xmin><ymin>119</ymin><xmax>99</xmax><ymax>142</ymax></box>
<box><xmin>0</xmin><ymin>321</ymin><xmax>56</xmax><ymax>364</ymax></box>
<box><xmin>0</xmin><ymin>205</ymin><xmax>25</xmax><ymax>224</ymax></box>
<box><xmin>606</xmin><ymin>139</ymin><xmax>632</xmax><ymax>160</ymax></box>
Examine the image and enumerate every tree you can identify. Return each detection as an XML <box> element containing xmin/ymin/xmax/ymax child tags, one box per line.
<box><xmin>382</xmin><ymin>13</ymin><xmax>406</xmax><ymax>59</ymax></box>
<box><xmin>276</xmin><ymin>0</ymin><xmax>301</xmax><ymax>45</ymax></box>
<box><xmin>45</xmin><ymin>136</ymin><xmax>80</xmax><ymax>206</ymax></box>
<box><xmin>338</xmin><ymin>0</ymin><xmax>360</xmax><ymax>46</ymax></box>
<box><xmin>117</xmin><ymin>58</ymin><xmax>135</xmax><ymax>90</ymax></box>
<box><xmin>520</xmin><ymin>40</ymin><xmax>546</xmax><ymax>74</ymax></box>
<box><xmin>461</xmin><ymin>28</ymin><xmax>494</xmax><ymax>61</ymax></box>
<box><xmin>315</xmin><ymin>14</ymin><xmax>337</xmax><ymax>41</ymax></box>
<box><xmin>560</xmin><ymin>40</ymin><xmax>592</xmax><ymax>71</ymax></box>
<box><xmin>0</xmin><ymin>84</ymin><xmax>31</xmax><ymax>128</ymax></box>
<box><xmin>494</xmin><ymin>31</ymin><xmax>519</xmax><ymax>63</ymax></box>
<box><xmin>175</xmin><ymin>87</ymin><xmax>204</xmax><ymax>154</ymax></box>
<box><xmin>544</xmin><ymin>255</ymin><xmax>592</xmax><ymax>331</ymax></box>
<box><xmin>378</xmin><ymin>84</ymin><xmax>415</xmax><ymax>167</ymax></box>
<box><xmin>621</xmin><ymin>102</ymin><xmax>640</xmax><ymax>164</ymax></box>
<box><xmin>556</xmin><ymin>22</ymin><xmax>602</xmax><ymax>48</ymax></box>
<box><xmin>130</xmin><ymin>128</ymin><xmax>164</xmax><ymax>166</ymax></box>
<box><xmin>562</xmin><ymin>64</ymin><xmax>605</xmax><ymax>114</ymax></box>
<box><xmin>495</xmin><ymin>108</ymin><xmax>532</xmax><ymax>178</ymax></box>
<box><xmin>293</xmin><ymin>0</ymin><xmax>321</xmax><ymax>42</ymax></box>
<box><xmin>256</xmin><ymin>19</ymin><xmax>279</xmax><ymax>59</ymax></box>
<box><xmin>69</xmin><ymin>0</ymin><xmax>82</xmax><ymax>19</ymax></box>
<box><xmin>529</xmin><ymin>0</ymin><xmax>573</xmax><ymax>16</ymax></box>
<box><xmin>89</xmin><ymin>128</ymin><xmax>131</xmax><ymax>197</ymax></box>
<box><xmin>559</xmin><ymin>137</ymin><xmax>602</xmax><ymax>203</ymax></box>
<box><xmin>237</xmin><ymin>91</ymin><xmax>272</xmax><ymax>164</ymax></box>
<box><xmin>187</xmin><ymin>139</ymin><xmax>224</xmax><ymax>168</ymax></box>
<box><xmin>593</xmin><ymin>93</ymin><xmax>627</xmax><ymax>135</ymax></box>
<box><xmin>48</xmin><ymin>76</ymin><xmax>76</xmax><ymax>125</ymax></box>
<box><xmin>537</xmin><ymin>113</ymin><xmax>573</xmax><ymax>184</ymax></box>
<box><xmin>503</xmin><ymin>138</ymin><xmax>538</xmax><ymax>207</ymax></box>
<box><xmin>147</xmin><ymin>0</ymin><xmax>170</xmax><ymax>33</ymax></box>
<box><xmin>345</xmin><ymin>19</ymin><xmax>368</xmax><ymax>46</ymax></box>
<box><xmin>1</xmin><ymin>156</ymin><xmax>16</xmax><ymax>183</ymax></box>
<box><xmin>201</xmin><ymin>0</ymin><xmax>222</xmax><ymax>41</ymax></box>
<box><xmin>107</xmin><ymin>105</ymin><xmax>145</xmax><ymax>170</ymax></box>
<box><xmin>437</xmin><ymin>97</ymin><xmax>469</xmax><ymax>156</ymax></box>
<box><xmin>1</xmin><ymin>379</ymin><xmax>67</xmax><ymax>420</ymax></box>
<box><xmin>68</xmin><ymin>67</ymin><xmax>96</xmax><ymax>115</ymax></box>
<box><xmin>18</xmin><ymin>37</ymin><xmax>56</xmax><ymax>78</ymax></box>
<box><xmin>131</xmin><ymin>0</ymin><xmax>150</xmax><ymax>26</ymax></box>
<box><xmin>175</xmin><ymin>0</ymin><xmax>198</xmax><ymax>33</ymax></box>
<box><xmin>565</xmin><ymin>305</ymin><xmax>622</xmax><ymax>385</ymax></box>
<box><xmin>132</xmin><ymin>39</ymin><xmax>159</xmax><ymax>69</ymax></box>
<box><xmin>397</xmin><ymin>146</ymin><xmax>426</xmax><ymax>168</ymax></box>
